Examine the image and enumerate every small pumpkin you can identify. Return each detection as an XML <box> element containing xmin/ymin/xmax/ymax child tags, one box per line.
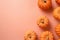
<box><xmin>37</xmin><ymin>16</ymin><xmax>49</xmax><ymax>29</ymax></box>
<box><xmin>55</xmin><ymin>24</ymin><xmax>60</xmax><ymax>37</ymax></box>
<box><xmin>38</xmin><ymin>0</ymin><xmax>52</xmax><ymax>10</ymax></box>
<box><xmin>53</xmin><ymin>7</ymin><xmax>60</xmax><ymax>20</ymax></box>
<box><xmin>24</xmin><ymin>30</ymin><xmax>37</xmax><ymax>40</ymax></box>
<box><xmin>40</xmin><ymin>31</ymin><xmax>54</xmax><ymax>40</ymax></box>
<box><xmin>56</xmin><ymin>0</ymin><xmax>60</xmax><ymax>5</ymax></box>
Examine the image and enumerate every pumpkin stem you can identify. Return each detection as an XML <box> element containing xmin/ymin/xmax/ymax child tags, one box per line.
<box><xmin>28</xmin><ymin>34</ymin><xmax>31</xmax><ymax>39</ymax></box>
<box><xmin>40</xmin><ymin>19</ymin><xmax>44</xmax><ymax>24</ymax></box>
<box><xmin>44</xmin><ymin>0</ymin><xmax>46</xmax><ymax>3</ymax></box>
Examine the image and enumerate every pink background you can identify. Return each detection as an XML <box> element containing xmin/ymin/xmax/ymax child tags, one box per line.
<box><xmin>0</xmin><ymin>0</ymin><xmax>60</xmax><ymax>40</ymax></box>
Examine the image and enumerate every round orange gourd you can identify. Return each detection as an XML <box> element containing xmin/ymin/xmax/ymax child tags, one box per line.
<box><xmin>55</xmin><ymin>24</ymin><xmax>60</xmax><ymax>37</ymax></box>
<box><xmin>40</xmin><ymin>31</ymin><xmax>54</xmax><ymax>40</ymax></box>
<box><xmin>38</xmin><ymin>0</ymin><xmax>52</xmax><ymax>10</ymax></box>
<box><xmin>37</xmin><ymin>16</ymin><xmax>49</xmax><ymax>28</ymax></box>
<box><xmin>24</xmin><ymin>30</ymin><xmax>37</xmax><ymax>40</ymax></box>
<box><xmin>53</xmin><ymin>7</ymin><xmax>60</xmax><ymax>20</ymax></box>
<box><xmin>56</xmin><ymin>0</ymin><xmax>60</xmax><ymax>5</ymax></box>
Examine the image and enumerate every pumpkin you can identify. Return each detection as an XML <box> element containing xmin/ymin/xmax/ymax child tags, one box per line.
<box><xmin>38</xmin><ymin>0</ymin><xmax>52</xmax><ymax>10</ymax></box>
<box><xmin>56</xmin><ymin>0</ymin><xmax>60</xmax><ymax>5</ymax></box>
<box><xmin>24</xmin><ymin>30</ymin><xmax>37</xmax><ymax>40</ymax></box>
<box><xmin>55</xmin><ymin>24</ymin><xmax>60</xmax><ymax>37</ymax></box>
<box><xmin>53</xmin><ymin>7</ymin><xmax>60</xmax><ymax>20</ymax></box>
<box><xmin>37</xmin><ymin>16</ymin><xmax>49</xmax><ymax>29</ymax></box>
<box><xmin>40</xmin><ymin>31</ymin><xmax>54</xmax><ymax>40</ymax></box>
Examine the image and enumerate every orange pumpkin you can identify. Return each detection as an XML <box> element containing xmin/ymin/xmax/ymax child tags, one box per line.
<box><xmin>56</xmin><ymin>0</ymin><xmax>60</xmax><ymax>5</ymax></box>
<box><xmin>55</xmin><ymin>24</ymin><xmax>60</xmax><ymax>37</ymax></box>
<box><xmin>24</xmin><ymin>30</ymin><xmax>37</xmax><ymax>40</ymax></box>
<box><xmin>38</xmin><ymin>0</ymin><xmax>52</xmax><ymax>10</ymax></box>
<box><xmin>40</xmin><ymin>31</ymin><xmax>54</xmax><ymax>40</ymax></box>
<box><xmin>37</xmin><ymin>16</ymin><xmax>49</xmax><ymax>29</ymax></box>
<box><xmin>53</xmin><ymin>7</ymin><xmax>60</xmax><ymax>20</ymax></box>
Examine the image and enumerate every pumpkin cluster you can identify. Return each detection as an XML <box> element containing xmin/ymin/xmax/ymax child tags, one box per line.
<box><xmin>24</xmin><ymin>0</ymin><xmax>60</xmax><ymax>40</ymax></box>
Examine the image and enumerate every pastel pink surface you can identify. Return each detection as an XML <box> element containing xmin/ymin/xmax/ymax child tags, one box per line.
<box><xmin>0</xmin><ymin>0</ymin><xmax>59</xmax><ymax>40</ymax></box>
